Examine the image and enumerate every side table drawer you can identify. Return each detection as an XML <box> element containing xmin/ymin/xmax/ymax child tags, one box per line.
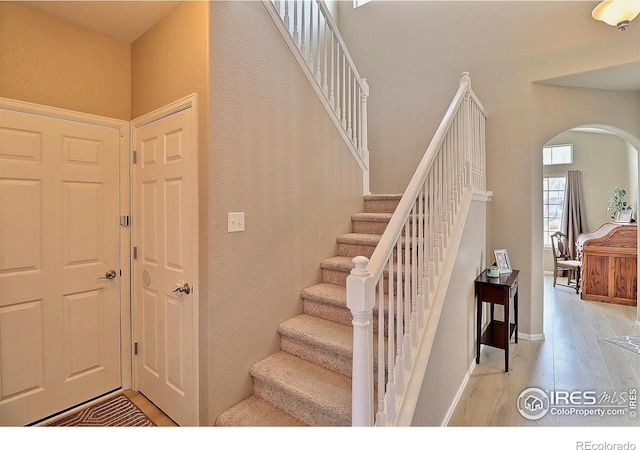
<box><xmin>478</xmin><ymin>283</ymin><xmax>509</xmax><ymax>304</ymax></box>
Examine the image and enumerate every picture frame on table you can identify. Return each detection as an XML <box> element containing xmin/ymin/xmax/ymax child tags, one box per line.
<box><xmin>493</xmin><ymin>249</ymin><xmax>512</xmax><ymax>274</ymax></box>
<box><xmin>616</xmin><ymin>210</ymin><xmax>633</xmax><ymax>223</ymax></box>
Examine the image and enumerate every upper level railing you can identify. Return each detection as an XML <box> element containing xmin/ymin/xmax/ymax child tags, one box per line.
<box><xmin>263</xmin><ymin>0</ymin><xmax>370</xmax><ymax>194</ymax></box>
<box><xmin>346</xmin><ymin>73</ymin><xmax>487</xmax><ymax>426</ymax></box>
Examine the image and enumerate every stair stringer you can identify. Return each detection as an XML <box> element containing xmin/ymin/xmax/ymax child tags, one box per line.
<box><xmin>390</xmin><ymin>188</ymin><xmax>475</xmax><ymax>426</ymax></box>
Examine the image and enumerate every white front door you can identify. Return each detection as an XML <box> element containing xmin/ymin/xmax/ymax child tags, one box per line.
<box><xmin>132</xmin><ymin>98</ymin><xmax>198</xmax><ymax>426</ymax></box>
<box><xmin>0</xmin><ymin>107</ymin><xmax>122</xmax><ymax>426</ymax></box>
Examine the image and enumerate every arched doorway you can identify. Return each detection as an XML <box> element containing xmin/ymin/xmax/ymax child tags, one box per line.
<box><xmin>541</xmin><ymin>124</ymin><xmax>640</xmax><ymax>325</ymax></box>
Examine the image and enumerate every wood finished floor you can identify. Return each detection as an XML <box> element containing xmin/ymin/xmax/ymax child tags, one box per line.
<box><xmin>124</xmin><ymin>390</ymin><xmax>178</xmax><ymax>427</ymax></box>
<box><xmin>448</xmin><ymin>274</ymin><xmax>640</xmax><ymax>427</ymax></box>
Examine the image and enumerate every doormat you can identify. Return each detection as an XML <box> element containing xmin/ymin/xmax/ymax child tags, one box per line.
<box><xmin>603</xmin><ymin>335</ymin><xmax>640</xmax><ymax>356</ymax></box>
<box><xmin>46</xmin><ymin>394</ymin><xmax>155</xmax><ymax>427</ymax></box>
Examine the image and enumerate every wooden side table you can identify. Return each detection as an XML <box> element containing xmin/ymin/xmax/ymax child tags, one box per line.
<box><xmin>475</xmin><ymin>269</ymin><xmax>519</xmax><ymax>372</ymax></box>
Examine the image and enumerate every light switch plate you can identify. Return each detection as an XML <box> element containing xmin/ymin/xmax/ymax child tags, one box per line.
<box><xmin>228</xmin><ymin>212</ymin><xmax>245</xmax><ymax>232</ymax></box>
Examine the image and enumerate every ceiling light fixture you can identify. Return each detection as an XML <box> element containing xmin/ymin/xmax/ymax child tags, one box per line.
<box><xmin>592</xmin><ymin>0</ymin><xmax>640</xmax><ymax>31</ymax></box>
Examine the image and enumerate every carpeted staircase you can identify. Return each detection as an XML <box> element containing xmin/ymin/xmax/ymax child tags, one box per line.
<box><xmin>215</xmin><ymin>194</ymin><xmax>401</xmax><ymax>427</ymax></box>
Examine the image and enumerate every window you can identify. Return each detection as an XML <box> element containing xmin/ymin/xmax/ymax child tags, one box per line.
<box><xmin>543</xmin><ymin>176</ymin><xmax>566</xmax><ymax>247</ymax></box>
<box><xmin>543</xmin><ymin>144</ymin><xmax>573</xmax><ymax>165</ymax></box>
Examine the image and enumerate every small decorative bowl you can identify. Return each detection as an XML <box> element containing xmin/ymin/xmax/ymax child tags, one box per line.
<box><xmin>487</xmin><ymin>266</ymin><xmax>500</xmax><ymax>278</ymax></box>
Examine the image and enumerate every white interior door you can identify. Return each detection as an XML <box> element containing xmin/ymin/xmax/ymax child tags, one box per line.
<box><xmin>0</xmin><ymin>107</ymin><xmax>121</xmax><ymax>426</ymax></box>
<box><xmin>133</xmin><ymin>99</ymin><xmax>198</xmax><ymax>426</ymax></box>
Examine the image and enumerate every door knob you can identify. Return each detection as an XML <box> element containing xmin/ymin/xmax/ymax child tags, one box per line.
<box><xmin>97</xmin><ymin>269</ymin><xmax>117</xmax><ymax>280</ymax></box>
<box><xmin>171</xmin><ymin>282</ymin><xmax>191</xmax><ymax>295</ymax></box>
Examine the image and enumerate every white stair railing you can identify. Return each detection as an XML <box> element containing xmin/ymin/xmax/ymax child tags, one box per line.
<box><xmin>347</xmin><ymin>73</ymin><xmax>487</xmax><ymax>426</ymax></box>
<box><xmin>263</xmin><ymin>0</ymin><xmax>370</xmax><ymax>194</ymax></box>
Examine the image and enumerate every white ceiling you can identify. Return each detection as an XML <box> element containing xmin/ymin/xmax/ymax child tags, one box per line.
<box><xmin>21</xmin><ymin>1</ymin><xmax>640</xmax><ymax>92</ymax></box>
<box><xmin>25</xmin><ymin>1</ymin><xmax>181</xmax><ymax>44</ymax></box>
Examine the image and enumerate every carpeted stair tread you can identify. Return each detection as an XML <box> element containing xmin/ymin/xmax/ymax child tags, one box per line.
<box><xmin>337</xmin><ymin>233</ymin><xmax>382</xmax><ymax>246</ymax></box>
<box><xmin>320</xmin><ymin>256</ymin><xmax>356</xmax><ymax>272</ymax></box>
<box><xmin>301</xmin><ymin>282</ymin><xmax>348</xmax><ymax>307</ymax></box>
<box><xmin>363</xmin><ymin>194</ymin><xmax>402</xmax><ymax>213</ymax></box>
<box><xmin>351</xmin><ymin>212</ymin><xmax>393</xmax><ymax>235</ymax></box>
<box><xmin>351</xmin><ymin>212</ymin><xmax>394</xmax><ymax>223</ymax></box>
<box><xmin>364</xmin><ymin>194</ymin><xmax>403</xmax><ymax>201</ymax></box>
<box><xmin>215</xmin><ymin>395</ymin><xmax>307</xmax><ymax>427</ymax></box>
<box><xmin>337</xmin><ymin>233</ymin><xmax>384</xmax><ymax>258</ymax></box>
<box><xmin>301</xmin><ymin>283</ymin><xmax>353</xmax><ymax>326</ymax></box>
<box><xmin>250</xmin><ymin>351</ymin><xmax>351</xmax><ymax>426</ymax></box>
<box><xmin>279</xmin><ymin>314</ymin><xmax>353</xmax><ymax>357</ymax></box>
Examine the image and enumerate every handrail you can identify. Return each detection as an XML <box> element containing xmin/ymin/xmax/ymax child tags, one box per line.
<box><xmin>263</xmin><ymin>0</ymin><xmax>370</xmax><ymax>194</ymax></box>
<box><xmin>347</xmin><ymin>73</ymin><xmax>487</xmax><ymax>426</ymax></box>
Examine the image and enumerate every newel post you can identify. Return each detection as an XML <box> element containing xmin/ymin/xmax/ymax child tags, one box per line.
<box><xmin>346</xmin><ymin>256</ymin><xmax>375</xmax><ymax>426</ymax></box>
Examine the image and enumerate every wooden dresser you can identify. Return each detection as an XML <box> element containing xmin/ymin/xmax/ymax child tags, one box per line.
<box><xmin>578</xmin><ymin>223</ymin><xmax>637</xmax><ymax>306</ymax></box>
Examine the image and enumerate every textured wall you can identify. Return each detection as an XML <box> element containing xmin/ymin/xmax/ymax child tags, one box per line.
<box><xmin>0</xmin><ymin>2</ymin><xmax>131</xmax><ymax>120</ymax></box>
<box><xmin>208</xmin><ymin>1</ymin><xmax>364</xmax><ymax>424</ymax></box>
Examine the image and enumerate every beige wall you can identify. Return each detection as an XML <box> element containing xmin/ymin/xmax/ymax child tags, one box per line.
<box><xmin>208</xmin><ymin>1</ymin><xmax>364</xmax><ymax>424</ymax></box>
<box><xmin>130</xmin><ymin>0</ymin><xmax>211</xmax><ymax>425</ymax></box>
<box><xmin>412</xmin><ymin>197</ymin><xmax>489</xmax><ymax>426</ymax></box>
<box><xmin>542</xmin><ymin>130</ymin><xmax>638</xmax><ymax>272</ymax></box>
<box><xmin>338</xmin><ymin>1</ymin><xmax>640</xmax><ymax>340</ymax></box>
<box><xmin>0</xmin><ymin>2</ymin><xmax>131</xmax><ymax>120</ymax></box>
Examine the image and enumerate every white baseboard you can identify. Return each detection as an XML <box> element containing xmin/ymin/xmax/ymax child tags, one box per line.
<box><xmin>518</xmin><ymin>332</ymin><xmax>545</xmax><ymax>341</ymax></box>
<box><xmin>441</xmin><ymin>358</ymin><xmax>477</xmax><ymax>426</ymax></box>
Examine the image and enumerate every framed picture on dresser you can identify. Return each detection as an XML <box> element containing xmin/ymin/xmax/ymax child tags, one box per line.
<box><xmin>616</xmin><ymin>210</ymin><xmax>632</xmax><ymax>223</ymax></box>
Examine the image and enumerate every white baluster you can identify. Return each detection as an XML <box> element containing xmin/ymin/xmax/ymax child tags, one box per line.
<box><xmin>346</xmin><ymin>256</ymin><xmax>375</xmax><ymax>427</ymax></box>
<box><xmin>355</xmin><ymin>80</ymin><xmax>360</xmax><ymax>150</ymax></box>
<box><xmin>335</xmin><ymin>47</ymin><xmax>341</xmax><ymax>118</ymax></box>
<box><xmin>376</xmin><ymin>275</ymin><xmax>386</xmax><ymax>425</ymax></box>
<box><xmin>347</xmin><ymin>67</ymin><xmax>352</xmax><ymax>138</ymax></box>
<box><xmin>395</xmin><ymin>238</ymin><xmax>404</xmax><ymax>391</ymax></box>
<box><xmin>386</xmin><ymin>256</ymin><xmax>397</xmax><ymax>425</ymax></box>
<box><xmin>308</xmin><ymin>1</ymin><xmax>314</xmax><ymax>70</ymax></box>
<box><xmin>411</xmin><ymin>204</ymin><xmax>419</xmax><ymax>346</ymax></box>
<box><xmin>360</xmin><ymin>78</ymin><xmax>370</xmax><ymax>193</ymax></box>
<box><xmin>284</xmin><ymin>0</ymin><xmax>290</xmax><ymax>31</ymax></box>
<box><xmin>329</xmin><ymin>31</ymin><xmax>335</xmax><ymax>108</ymax></box>
<box><xmin>300</xmin><ymin>0</ymin><xmax>307</xmax><ymax>58</ymax></box>
<box><xmin>351</xmin><ymin>74</ymin><xmax>358</xmax><ymax>148</ymax></box>
<box><xmin>341</xmin><ymin>53</ymin><xmax>347</xmax><ymax>127</ymax></box>
<box><xmin>418</xmin><ymin>182</ymin><xmax>427</xmax><ymax>320</ymax></box>
<box><xmin>403</xmin><ymin>220</ymin><xmax>412</xmax><ymax>364</ymax></box>
<box><xmin>322</xmin><ymin>21</ymin><xmax>328</xmax><ymax>95</ymax></box>
<box><xmin>428</xmin><ymin>171</ymin><xmax>436</xmax><ymax>299</ymax></box>
<box><xmin>292</xmin><ymin>1</ymin><xmax>299</xmax><ymax>45</ymax></box>
<box><xmin>315</xmin><ymin>2</ymin><xmax>321</xmax><ymax>83</ymax></box>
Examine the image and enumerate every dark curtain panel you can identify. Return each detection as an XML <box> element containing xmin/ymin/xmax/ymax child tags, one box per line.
<box><xmin>561</xmin><ymin>170</ymin><xmax>588</xmax><ymax>259</ymax></box>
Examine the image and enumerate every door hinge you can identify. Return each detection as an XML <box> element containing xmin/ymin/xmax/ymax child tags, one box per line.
<box><xmin>132</xmin><ymin>246</ymin><xmax>137</xmax><ymax>259</ymax></box>
<box><xmin>120</xmin><ymin>215</ymin><xmax>130</xmax><ymax>227</ymax></box>
<box><xmin>134</xmin><ymin>342</ymin><xmax>138</xmax><ymax>355</ymax></box>
<box><xmin>132</xmin><ymin>150</ymin><xmax>137</xmax><ymax>164</ymax></box>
